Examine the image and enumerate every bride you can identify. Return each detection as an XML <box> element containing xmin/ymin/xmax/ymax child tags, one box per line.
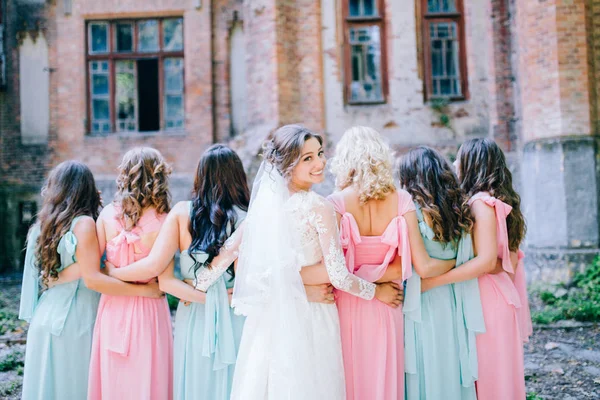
<box><xmin>191</xmin><ymin>124</ymin><xmax>402</xmax><ymax>399</ymax></box>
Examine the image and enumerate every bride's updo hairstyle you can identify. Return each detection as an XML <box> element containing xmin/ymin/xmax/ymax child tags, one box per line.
<box><xmin>263</xmin><ymin>124</ymin><xmax>323</xmax><ymax>179</ymax></box>
<box><xmin>329</xmin><ymin>126</ymin><xmax>395</xmax><ymax>204</ymax></box>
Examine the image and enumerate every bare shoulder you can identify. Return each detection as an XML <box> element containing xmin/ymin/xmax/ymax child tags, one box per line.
<box><xmin>172</xmin><ymin>201</ymin><xmax>191</xmax><ymax>217</ymax></box>
<box><xmin>340</xmin><ymin>187</ymin><xmax>359</xmax><ymax>203</ymax></box>
<box><xmin>72</xmin><ymin>216</ymin><xmax>98</xmax><ymax>239</ymax></box>
<box><xmin>470</xmin><ymin>199</ymin><xmax>496</xmax><ymax>220</ymax></box>
<box><xmin>98</xmin><ymin>203</ymin><xmax>115</xmax><ymax>220</ymax></box>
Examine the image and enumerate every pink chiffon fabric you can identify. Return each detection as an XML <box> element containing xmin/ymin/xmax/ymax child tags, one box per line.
<box><xmin>328</xmin><ymin>191</ymin><xmax>415</xmax><ymax>400</ymax></box>
<box><xmin>470</xmin><ymin>192</ymin><xmax>532</xmax><ymax>400</ymax></box>
<box><xmin>88</xmin><ymin>206</ymin><xmax>173</xmax><ymax>400</ymax></box>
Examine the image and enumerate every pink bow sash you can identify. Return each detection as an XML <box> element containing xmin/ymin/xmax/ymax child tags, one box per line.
<box><xmin>514</xmin><ymin>250</ymin><xmax>533</xmax><ymax>342</ymax></box>
<box><xmin>109</xmin><ymin>229</ymin><xmax>141</xmax><ymax>266</ymax></box>
<box><xmin>101</xmin><ymin>297</ymin><xmax>136</xmax><ymax>356</ymax></box>
<box><xmin>106</xmin><ymin>228</ymin><xmax>152</xmax><ymax>284</ymax></box>
<box><xmin>338</xmin><ymin>212</ymin><xmax>412</xmax><ymax>283</ymax></box>
<box><xmin>470</xmin><ymin>194</ymin><xmax>514</xmax><ymax>274</ymax></box>
<box><xmin>470</xmin><ymin>193</ymin><xmax>531</xmax><ymax>341</ymax></box>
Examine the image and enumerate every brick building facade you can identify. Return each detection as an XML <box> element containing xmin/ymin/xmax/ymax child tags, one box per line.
<box><xmin>0</xmin><ymin>0</ymin><xmax>598</xmax><ymax>281</ymax></box>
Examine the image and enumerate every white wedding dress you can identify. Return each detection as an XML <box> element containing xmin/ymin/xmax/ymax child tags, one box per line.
<box><xmin>193</xmin><ymin>164</ymin><xmax>376</xmax><ymax>400</ymax></box>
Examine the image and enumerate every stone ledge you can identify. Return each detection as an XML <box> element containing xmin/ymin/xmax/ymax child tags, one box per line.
<box><xmin>524</xmin><ymin>246</ymin><xmax>599</xmax><ymax>284</ymax></box>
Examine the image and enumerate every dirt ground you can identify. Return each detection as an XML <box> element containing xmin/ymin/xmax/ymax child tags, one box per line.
<box><xmin>0</xmin><ymin>279</ymin><xmax>598</xmax><ymax>399</ymax></box>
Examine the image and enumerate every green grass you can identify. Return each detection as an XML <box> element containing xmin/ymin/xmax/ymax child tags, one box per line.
<box><xmin>526</xmin><ymin>392</ymin><xmax>543</xmax><ymax>400</ymax></box>
<box><xmin>0</xmin><ymin>310</ymin><xmax>26</xmax><ymax>336</ymax></box>
<box><xmin>0</xmin><ymin>380</ymin><xmax>20</xmax><ymax>397</ymax></box>
<box><xmin>0</xmin><ymin>351</ymin><xmax>24</xmax><ymax>372</ymax></box>
<box><xmin>533</xmin><ymin>256</ymin><xmax>600</xmax><ymax>324</ymax></box>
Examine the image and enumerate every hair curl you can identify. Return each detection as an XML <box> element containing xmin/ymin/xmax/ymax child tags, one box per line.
<box><xmin>189</xmin><ymin>144</ymin><xmax>250</xmax><ymax>279</ymax></box>
<box><xmin>457</xmin><ymin>138</ymin><xmax>526</xmax><ymax>251</ymax></box>
<box><xmin>329</xmin><ymin>126</ymin><xmax>396</xmax><ymax>204</ymax></box>
<box><xmin>35</xmin><ymin>161</ymin><xmax>102</xmax><ymax>287</ymax></box>
<box><xmin>262</xmin><ymin>124</ymin><xmax>323</xmax><ymax>179</ymax></box>
<box><xmin>399</xmin><ymin>146</ymin><xmax>473</xmax><ymax>244</ymax></box>
<box><xmin>114</xmin><ymin>147</ymin><xmax>172</xmax><ymax>229</ymax></box>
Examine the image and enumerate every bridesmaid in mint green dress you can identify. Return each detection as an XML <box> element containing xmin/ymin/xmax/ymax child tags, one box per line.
<box><xmin>19</xmin><ymin>161</ymin><xmax>102</xmax><ymax>400</ymax></box>
<box><xmin>399</xmin><ymin>147</ymin><xmax>485</xmax><ymax>400</ymax></box>
<box><xmin>107</xmin><ymin>144</ymin><xmax>249</xmax><ymax>400</ymax></box>
<box><xmin>173</xmin><ymin>203</ymin><xmax>246</xmax><ymax>399</ymax></box>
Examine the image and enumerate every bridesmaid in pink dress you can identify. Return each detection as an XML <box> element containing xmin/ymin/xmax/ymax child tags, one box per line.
<box><xmin>421</xmin><ymin>138</ymin><xmax>532</xmax><ymax>400</ymax></box>
<box><xmin>302</xmin><ymin>126</ymin><xmax>455</xmax><ymax>400</ymax></box>
<box><xmin>88</xmin><ymin>148</ymin><xmax>174</xmax><ymax>400</ymax></box>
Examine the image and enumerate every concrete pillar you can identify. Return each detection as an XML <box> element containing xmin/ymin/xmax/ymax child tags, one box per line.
<box><xmin>515</xmin><ymin>0</ymin><xmax>599</xmax><ymax>283</ymax></box>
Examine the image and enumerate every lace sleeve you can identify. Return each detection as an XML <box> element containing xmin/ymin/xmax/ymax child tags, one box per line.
<box><xmin>193</xmin><ymin>225</ymin><xmax>244</xmax><ymax>291</ymax></box>
<box><xmin>310</xmin><ymin>196</ymin><xmax>376</xmax><ymax>300</ymax></box>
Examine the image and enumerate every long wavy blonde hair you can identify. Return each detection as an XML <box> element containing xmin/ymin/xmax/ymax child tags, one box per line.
<box><xmin>114</xmin><ymin>147</ymin><xmax>172</xmax><ymax>229</ymax></box>
<box><xmin>329</xmin><ymin>126</ymin><xmax>396</xmax><ymax>203</ymax></box>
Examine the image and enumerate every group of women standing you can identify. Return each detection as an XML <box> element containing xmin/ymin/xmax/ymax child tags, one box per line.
<box><xmin>19</xmin><ymin>124</ymin><xmax>532</xmax><ymax>400</ymax></box>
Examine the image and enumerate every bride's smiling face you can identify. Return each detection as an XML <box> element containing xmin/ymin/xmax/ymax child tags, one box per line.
<box><xmin>290</xmin><ymin>137</ymin><xmax>326</xmax><ymax>189</ymax></box>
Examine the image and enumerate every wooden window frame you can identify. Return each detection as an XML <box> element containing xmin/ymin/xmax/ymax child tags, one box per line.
<box><xmin>343</xmin><ymin>0</ymin><xmax>389</xmax><ymax>105</ymax></box>
<box><xmin>0</xmin><ymin>0</ymin><xmax>5</xmax><ymax>91</ymax></box>
<box><xmin>85</xmin><ymin>17</ymin><xmax>185</xmax><ymax>135</ymax></box>
<box><xmin>422</xmin><ymin>0</ymin><xmax>468</xmax><ymax>101</ymax></box>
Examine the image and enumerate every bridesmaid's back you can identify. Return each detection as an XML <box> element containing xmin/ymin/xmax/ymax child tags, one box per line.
<box><xmin>337</xmin><ymin>187</ymin><xmax>402</xmax><ymax>237</ymax></box>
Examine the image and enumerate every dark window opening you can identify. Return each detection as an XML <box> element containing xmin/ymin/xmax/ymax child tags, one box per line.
<box><xmin>137</xmin><ymin>59</ymin><xmax>160</xmax><ymax>131</ymax></box>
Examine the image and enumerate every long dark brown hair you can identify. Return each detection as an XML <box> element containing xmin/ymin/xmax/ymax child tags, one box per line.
<box><xmin>35</xmin><ymin>161</ymin><xmax>102</xmax><ymax>286</ymax></box>
<box><xmin>114</xmin><ymin>147</ymin><xmax>172</xmax><ymax>229</ymax></box>
<box><xmin>262</xmin><ymin>124</ymin><xmax>323</xmax><ymax>178</ymax></box>
<box><xmin>189</xmin><ymin>145</ymin><xmax>250</xmax><ymax>278</ymax></box>
<box><xmin>457</xmin><ymin>138</ymin><xmax>526</xmax><ymax>251</ymax></box>
<box><xmin>399</xmin><ymin>146</ymin><xmax>473</xmax><ymax>245</ymax></box>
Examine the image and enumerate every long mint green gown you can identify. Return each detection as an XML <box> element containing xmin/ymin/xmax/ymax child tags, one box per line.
<box><xmin>19</xmin><ymin>216</ymin><xmax>101</xmax><ymax>400</ymax></box>
<box><xmin>404</xmin><ymin>205</ymin><xmax>485</xmax><ymax>400</ymax></box>
<box><xmin>172</xmin><ymin>203</ymin><xmax>245</xmax><ymax>400</ymax></box>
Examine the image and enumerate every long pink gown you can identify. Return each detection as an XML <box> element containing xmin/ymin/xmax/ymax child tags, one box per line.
<box><xmin>88</xmin><ymin>206</ymin><xmax>173</xmax><ymax>400</ymax></box>
<box><xmin>470</xmin><ymin>192</ymin><xmax>532</xmax><ymax>400</ymax></box>
<box><xmin>328</xmin><ymin>190</ymin><xmax>415</xmax><ymax>400</ymax></box>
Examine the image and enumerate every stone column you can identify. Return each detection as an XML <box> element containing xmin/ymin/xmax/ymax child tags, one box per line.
<box><xmin>515</xmin><ymin>0</ymin><xmax>599</xmax><ymax>283</ymax></box>
<box><xmin>232</xmin><ymin>0</ymin><xmax>324</xmax><ymax>170</ymax></box>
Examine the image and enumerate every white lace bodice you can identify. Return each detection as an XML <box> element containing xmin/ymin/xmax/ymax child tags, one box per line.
<box><xmin>193</xmin><ymin>190</ymin><xmax>375</xmax><ymax>301</ymax></box>
<box><xmin>286</xmin><ymin>191</ymin><xmax>329</xmax><ymax>266</ymax></box>
<box><xmin>286</xmin><ymin>191</ymin><xmax>375</xmax><ymax>300</ymax></box>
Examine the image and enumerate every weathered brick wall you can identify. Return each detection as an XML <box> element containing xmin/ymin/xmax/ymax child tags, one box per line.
<box><xmin>516</xmin><ymin>0</ymin><xmax>592</xmax><ymax>142</ymax></box>
<box><xmin>0</xmin><ymin>1</ymin><xmax>216</xmax><ymax>273</ymax></box>
<box><xmin>0</xmin><ymin>1</ymin><xmax>52</xmax><ymax>272</ymax></box>
<box><xmin>46</xmin><ymin>1</ymin><xmax>214</xmax><ymax>176</ymax></box>
<box><xmin>556</xmin><ymin>0</ymin><xmax>592</xmax><ymax>135</ymax></box>
<box><xmin>275</xmin><ymin>0</ymin><xmax>324</xmax><ymax>131</ymax></box>
<box><xmin>488</xmin><ymin>0</ymin><xmax>517</xmax><ymax>151</ymax></box>
<box><xmin>0</xmin><ymin>2</ymin><xmax>50</xmax><ymax>188</ymax></box>
<box><xmin>586</xmin><ymin>0</ymin><xmax>600</xmax><ymax>134</ymax></box>
<box><xmin>320</xmin><ymin>0</ymin><xmax>500</xmax><ymax>149</ymax></box>
<box><xmin>213</xmin><ymin>0</ymin><xmax>243</xmax><ymax>142</ymax></box>
<box><xmin>242</xmin><ymin>0</ymin><xmax>279</xmax><ymax>132</ymax></box>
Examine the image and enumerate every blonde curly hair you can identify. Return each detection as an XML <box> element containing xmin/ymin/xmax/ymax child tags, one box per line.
<box><xmin>329</xmin><ymin>126</ymin><xmax>396</xmax><ymax>203</ymax></box>
<box><xmin>114</xmin><ymin>147</ymin><xmax>172</xmax><ymax>229</ymax></box>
